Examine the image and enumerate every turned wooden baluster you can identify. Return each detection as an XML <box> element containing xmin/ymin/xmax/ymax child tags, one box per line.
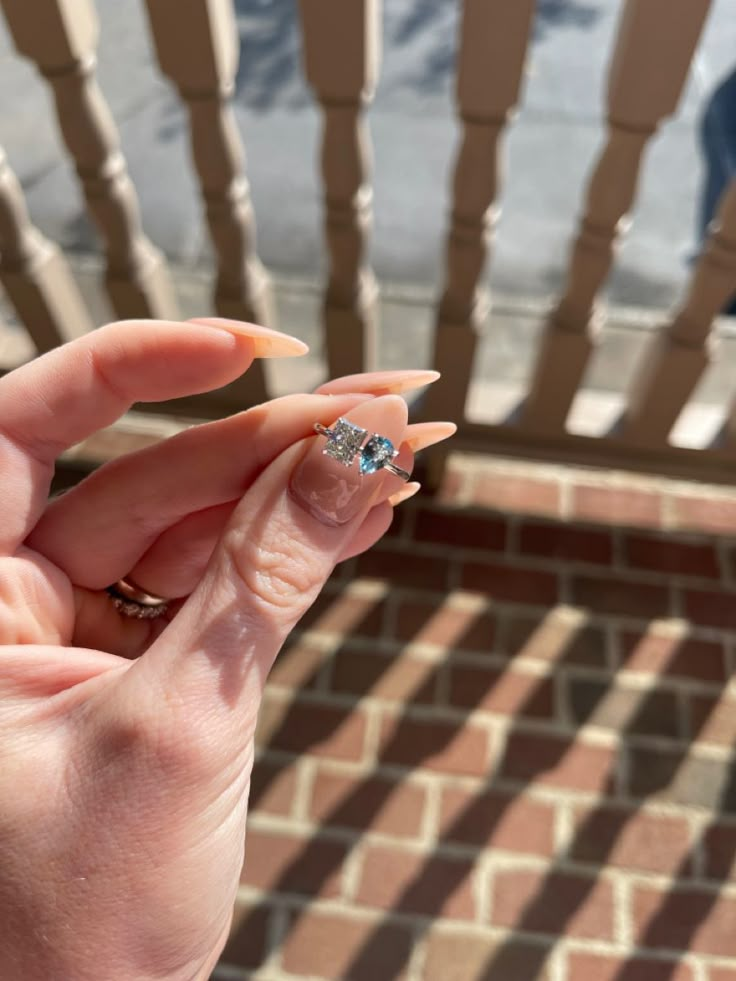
<box><xmin>0</xmin><ymin>146</ymin><xmax>92</xmax><ymax>353</ymax></box>
<box><xmin>423</xmin><ymin>0</ymin><xmax>535</xmax><ymax>431</ymax></box>
<box><xmin>622</xmin><ymin>179</ymin><xmax>736</xmax><ymax>446</ymax></box>
<box><xmin>522</xmin><ymin>0</ymin><xmax>712</xmax><ymax>433</ymax></box>
<box><xmin>298</xmin><ymin>0</ymin><xmax>380</xmax><ymax>378</ymax></box>
<box><xmin>0</xmin><ymin>0</ymin><xmax>178</xmax><ymax>321</ymax></box>
<box><xmin>144</xmin><ymin>0</ymin><xmax>273</xmax><ymax>405</ymax></box>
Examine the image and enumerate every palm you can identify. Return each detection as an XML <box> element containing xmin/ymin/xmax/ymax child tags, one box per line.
<box><xmin>0</xmin><ymin>319</ymin><xmax>426</xmax><ymax>980</ymax></box>
<box><xmin>0</xmin><ymin>320</ymin><xmax>312</xmax><ymax>979</ymax></box>
<box><xmin>1</xmin><ymin>470</ymin><xmax>249</xmax><ymax>981</ymax></box>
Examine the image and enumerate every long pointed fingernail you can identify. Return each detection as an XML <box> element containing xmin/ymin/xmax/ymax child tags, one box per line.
<box><xmin>190</xmin><ymin>318</ymin><xmax>309</xmax><ymax>358</ymax></box>
<box><xmin>403</xmin><ymin>421</ymin><xmax>457</xmax><ymax>451</ymax></box>
<box><xmin>389</xmin><ymin>481</ymin><xmax>421</xmax><ymax>506</ymax></box>
<box><xmin>289</xmin><ymin>395</ymin><xmax>408</xmax><ymax>527</ymax></box>
<box><xmin>315</xmin><ymin>369</ymin><xmax>440</xmax><ymax>396</ymax></box>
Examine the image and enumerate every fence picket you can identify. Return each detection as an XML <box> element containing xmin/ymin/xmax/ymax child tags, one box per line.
<box><xmin>1</xmin><ymin>0</ymin><xmax>179</xmax><ymax>321</ymax></box>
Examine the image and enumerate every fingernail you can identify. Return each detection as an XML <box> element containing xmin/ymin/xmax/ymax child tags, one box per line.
<box><xmin>315</xmin><ymin>369</ymin><xmax>440</xmax><ymax>396</ymax></box>
<box><xmin>403</xmin><ymin>421</ymin><xmax>457</xmax><ymax>452</ymax></box>
<box><xmin>389</xmin><ymin>481</ymin><xmax>421</xmax><ymax>506</ymax></box>
<box><xmin>190</xmin><ymin>318</ymin><xmax>309</xmax><ymax>358</ymax></box>
<box><xmin>289</xmin><ymin>394</ymin><xmax>408</xmax><ymax>527</ymax></box>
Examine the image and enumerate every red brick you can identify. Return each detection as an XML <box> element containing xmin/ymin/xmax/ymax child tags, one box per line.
<box><xmin>394</xmin><ymin>598</ymin><xmax>496</xmax><ymax>650</ymax></box>
<box><xmin>572</xmin><ymin>484</ymin><xmax>663</xmax><ymax>528</ymax></box>
<box><xmin>683</xmin><ymin>587</ymin><xmax>736</xmax><ymax>630</ymax></box>
<box><xmin>256</xmin><ymin>697</ymin><xmax>367</xmax><ymax>762</ymax></box>
<box><xmin>330</xmin><ymin>648</ymin><xmax>437</xmax><ymax>703</ymax></box>
<box><xmin>356</xmin><ymin>845</ymin><xmax>476</xmax><ymax>920</ymax></box>
<box><xmin>567</xmin><ymin>952</ymin><xmax>694</xmax><ymax>981</ymax></box>
<box><xmin>623</xmin><ymin>533</ymin><xmax>720</xmax><ymax>579</ymax></box>
<box><xmin>281</xmin><ymin>909</ymin><xmax>413</xmax><ymax>980</ymax></box>
<box><xmin>633</xmin><ymin>885</ymin><xmax>736</xmax><ymax>957</ymax></box>
<box><xmin>570</xmin><ymin>573</ymin><xmax>671</xmax><ymax>618</ymax></box>
<box><xmin>690</xmin><ymin>693</ymin><xmax>736</xmax><ymax>745</ymax></box>
<box><xmin>626</xmin><ymin>745</ymin><xmax>733</xmax><ymax>811</ymax></box>
<box><xmin>470</xmin><ymin>472</ymin><xmax>561</xmax><ymax>517</ymax></box>
<box><xmin>298</xmin><ymin>589</ymin><xmax>387</xmax><ymax>636</ymax></box>
<box><xmin>433</xmin><ymin>461</ymin><xmax>466</xmax><ymax>505</ymax></box>
<box><xmin>269</xmin><ymin>640</ymin><xmax>326</xmax><ymax>688</ymax></box>
<box><xmin>671</xmin><ymin>495</ymin><xmax>736</xmax><ymax>535</ymax></box>
<box><xmin>492</xmin><ymin>868</ymin><xmax>614</xmax><ymax>940</ymax></box>
<box><xmin>414</xmin><ymin>507</ymin><xmax>507</xmax><ymax>551</ymax></box>
<box><xmin>327</xmin><ymin>558</ymin><xmax>357</xmax><ymax>585</ymax></box>
<box><xmin>308</xmin><ymin>769</ymin><xmax>426</xmax><ymax>838</ymax></box>
<box><xmin>566</xmin><ymin>677</ymin><xmax>681</xmax><ymax>740</ymax></box>
<box><xmin>461</xmin><ymin>561</ymin><xmax>559</xmax><ymax>605</ymax></box>
<box><xmin>448</xmin><ymin>665</ymin><xmax>555</xmax><ymax>718</ymax></box>
<box><xmin>703</xmin><ymin>824</ymin><xmax>736</xmax><ymax>880</ymax></box>
<box><xmin>241</xmin><ymin>830</ymin><xmax>348</xmax><ymax>897</ymax></box>
<box><xmin>219</xmin><ymin>898</ymin><xmax>271</xmax><ymax>970</ymax></box>
<box><xmin>618</xmin><ymin>628</ymin><xmax>726</xmax><ymax>683</ymax></box>
<box><xmin>424</xmin><ymin>926</ymin><xmax>553</xmax><ymax>981</ymax></box>
<box><xmin>725</xmin><ymin>546</ymin><xmax>736</xmax><ymax>581</ymax></box>
<box><xmin>439</xmin><ymin>786</ymin><xmax>556</xmax><ymax>856</ymax></box>
<box><xmin>517</xmin><ymin>520</ymin><xmax>613</xmax><ymax>565</ymax></box>
<box><xmin>378</xmin><ymin>715</ymin><xmax>489</xmax><ymax>777</ymax></box>
<box><xmin>249</xmin><ymin>756</ymin><xmax>299</xmax><ymax>817</ymax></box>
<box><xmin>570</xmin><ymin>805</ymin><xmax>693</xmax><ymax>876</ymax></box>
<box><xmin>384</xmin><ymin>500</ymin><xmax>411</xmax><ymax>539</ymax></box>
<box><xmin>500</xmin><ymin>730</ymin><xmax>616</xmax><ymax>793</ymax></box>
<box><xmin>356</xmin><ymin>547</ymin><xmax>450</xmax><ymax>591</ymax></box>
<box><xmin>709</xmin><ymin>968</ymin><xmax>736</xmax><ymax>981</ymax></box>
<box><xmin>501</xmin><ymin>612</ymin><xmax>608</xmax><ymax>667</ymax></box>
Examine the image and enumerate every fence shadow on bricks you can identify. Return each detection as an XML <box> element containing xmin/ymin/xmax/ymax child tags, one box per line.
<box><xmin>215</xmin><ymin>471</ymin><xmax>736</xmax><ymax>980</ymax></box>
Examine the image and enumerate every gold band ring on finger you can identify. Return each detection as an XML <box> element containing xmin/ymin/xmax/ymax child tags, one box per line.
<box><xmin>314</xmin><ymin>419</ymin><xmax>411</xmax><ymax>481</ymax></box>
<box><xmin>105</xmin><ymin>576</ymin><xmax>171</xmax><ymax>619</ymax></box>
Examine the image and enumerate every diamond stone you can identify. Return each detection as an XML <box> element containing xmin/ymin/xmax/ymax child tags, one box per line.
<box><xmin>360</xmin><ymin>435</ymin><xmax>397</xmax><ymax>474</ymax></box>
<box><xmin>323</xmin><ymin>417</ymin><xmax>367</xmax><ymax>467</ymax></box>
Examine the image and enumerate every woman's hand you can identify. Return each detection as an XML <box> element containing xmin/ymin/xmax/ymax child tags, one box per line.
<box><xmin>0</xmin><ymin>318</ymin><xmax>453</xmax><ymax>981</ymax></box>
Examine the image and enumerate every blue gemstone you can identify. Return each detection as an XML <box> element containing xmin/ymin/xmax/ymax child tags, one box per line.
<box><xmin>359</xmin><ymin>435</ymin><xmax>395</xmax><ymax>475</ymax></box>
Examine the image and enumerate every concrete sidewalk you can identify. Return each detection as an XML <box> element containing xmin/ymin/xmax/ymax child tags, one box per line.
<box><xmin>0</xmin><ymin>0</ymin><xmax>734</xmax><ymax>313</ymax></box>
<box><xmin>33</xmin><ymin>255</ymin><xmax>736</xmax><ymax>423</ymax></box>
<box><xmin>6</xmin><ymin>251</ymin><xmax>734</xmax><ymax>449</ymax></box>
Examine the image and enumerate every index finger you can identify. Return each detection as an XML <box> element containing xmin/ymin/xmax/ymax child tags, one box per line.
<box><xmin>0</xmin><ymin>318</ymin><xmax>307</xmax><ymax>552</ymax></box>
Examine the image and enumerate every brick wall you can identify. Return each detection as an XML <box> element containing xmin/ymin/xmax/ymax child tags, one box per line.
<box><xmin>215</xmin><ymin>455</ymin><xmax>736</xmax><ymax>981</ymax></box>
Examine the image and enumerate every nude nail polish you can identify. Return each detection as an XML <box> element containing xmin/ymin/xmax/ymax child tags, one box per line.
<box><xmin>316</xmin><ymin>369</ymin><xmax>440</xmax><ymax>397</ymax></box>
<box><xmin>389</xmin><ymin>481</ymin><xmax>422</xmax><ymax>506</ymax></box>
<box><xmin>289</xmin><ymin>395</ymin><xmax>408</xmax><ymax>527</ymax></box>
<box><xmin>404</xmin><ymin>421</ymin><xmax>457</xmax><ymax>452</ymax></box>
<box><xmin>189</xmin><ymin>317</ymin><xmax>309</xmax><ymax>357</ymax></box>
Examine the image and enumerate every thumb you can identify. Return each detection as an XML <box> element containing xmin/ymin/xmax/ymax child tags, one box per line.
<box><xmin>106</xmin><ymin>394</ymin><xmax>409</xmax><ymax>762</ymax></box>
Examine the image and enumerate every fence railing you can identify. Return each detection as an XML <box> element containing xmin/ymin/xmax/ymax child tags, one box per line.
<box><xmin>0</xmin><ymin>0</ymin><xmax>734</xmax><ymax>486</ymax></box>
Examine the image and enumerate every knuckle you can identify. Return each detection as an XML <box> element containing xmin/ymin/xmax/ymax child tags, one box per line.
<box><xmin>224</xmin><ymin>525</ymin><xmax>324</xmax><ymax>620</ymax></box>
<box><xmin>88</xmin><ymin>342</ymin><xmax>129</xmax><ymax>405</ymax></box>
<box><xmin>0</xmin><ymin>553</ymin><xmax>72</xmax><ymax>645</ymax></box>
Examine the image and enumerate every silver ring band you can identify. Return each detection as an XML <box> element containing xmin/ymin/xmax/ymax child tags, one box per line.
<box><xmin>313</xmin><ymin>418</ymin><xmax>411</xmax><ymax>481</ymax></box>
<box><xmin>383</xmin><ymin>460</ymin><xmax>412</xmax><ymax>480</ymax></box>
<box><xmin>105</xmin><ymin>577</ymin><xmax>170</xmax><ymax>619</ymax></box>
